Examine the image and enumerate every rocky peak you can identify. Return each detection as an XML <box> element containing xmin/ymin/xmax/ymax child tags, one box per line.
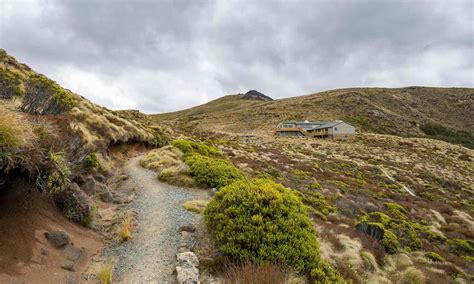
<box><xmin>241</xmin><ymin>90</ymin><xmax>273</xmax><ymax>101</ymax></box>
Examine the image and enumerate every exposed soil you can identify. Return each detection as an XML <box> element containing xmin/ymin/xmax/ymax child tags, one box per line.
<box><xmin>0</xmin><ymin>173</ymin><xmax>102</xmax><ymax>283</ymax></box>
<box><xmin>104</xmin><ymin>155</ymin><xmax>211</xmax><ymax>283</ymax></box>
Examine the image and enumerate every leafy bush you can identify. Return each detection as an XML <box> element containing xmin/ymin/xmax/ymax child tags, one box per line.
<box><xmin>448</xmin><ymin>238</ymin><xmax>473</xmax><ymax>254</ymax></box>
<box><xmin>172</xmin><ymin>139</ymin><xmax>220</xmax><ymax>156</ymax></box>
<box><xmin>205</xmin><ymin>178</ymin><xmax>320</xmax><ymax>272</ymax></box>
<box><xmin>44</xmin><ymin>151</ymin><xmax>71</xmax><ymax>193</ymax></box>
<box><xmin>0</xmin><ymin>67</ymin><xmax>24</xmax><ymax>99</ymax></box>
<box><xmin>21</xmin><ymin>74</ymin><xmax>76</xmax><ymax>114</ymax></box>
<box><xmin>425</xmin><ymin>252</ymin><xmax>444</xmax><ymax>262</ymax></box>
<box><xmin>83</xmin><ymin>153</ymin><xmax>100</xmax><ymax>173</ymax></box>
<box><xmin>310</xmin><ymin>260</ymin><xmax>345</xmax><ymax>283</ymax></box>
<box><xmin>420</xmin><ymin>122</ymin><xmax>474</xmax><ymax>149</ymax></box>
<box><xmin>185</xmin><ymin>154</ymin><xmax>244</xmax><ymax>189</ymax></box>
<box><xmin>172</xmin><ymin>139</ymin><xmax>193</xmax><ymax>154</ymax></box>
<box><xmin>381</xmin><ymin>230</ymin><xmax>400</xmax><ymax>254</ymax></box>
<box><xmin>299</xmin><ymin>191</ymin><xmax>336</xmax><ymax>220</ymax></box>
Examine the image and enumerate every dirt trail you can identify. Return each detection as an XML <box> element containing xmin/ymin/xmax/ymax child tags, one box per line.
<box><xmin>110</xmin><ymin>155</ymin><xmax>210</xmax><ymax>283</ymax></box>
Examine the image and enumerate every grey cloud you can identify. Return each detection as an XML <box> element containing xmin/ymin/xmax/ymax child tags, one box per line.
<box><xmin>0</xmin><ymin>0</ymin><xmax>472</xmax><ymax>113</ymax></box>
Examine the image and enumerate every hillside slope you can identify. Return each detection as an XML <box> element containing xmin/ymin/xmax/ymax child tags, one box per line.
<box><xmin>155</xmin><ymin>87</ymin><xmax>474</xmax><ymax>148</ymax></box>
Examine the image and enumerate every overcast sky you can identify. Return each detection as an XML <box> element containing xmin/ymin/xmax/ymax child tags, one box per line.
<box><xmin>1</xmin><ymin>0</ymin><xmax>472</xmax><ymax>113</ymax></box>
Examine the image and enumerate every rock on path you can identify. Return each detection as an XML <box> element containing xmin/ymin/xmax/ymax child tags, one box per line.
<box><xmin>107</xmin><ymin>156</ymin><xmax>209</xmax><ymax>283</ymax></box>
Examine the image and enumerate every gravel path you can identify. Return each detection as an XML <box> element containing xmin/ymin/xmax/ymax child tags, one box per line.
<box><xmin>110</xmin><ymin>155</ymin><xmax>209</xmax><ymax>283</ymax></box>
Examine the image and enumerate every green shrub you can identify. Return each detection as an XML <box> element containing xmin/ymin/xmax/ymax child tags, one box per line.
<box><xmin>172</xmin><ymin>139</ymin><xmax>193</xmax><ymax>154</ymax></box>
<box><xmin>185</xmin><ymin>154</ymin><xmax>244</xmax><ymax>189</ymax></box>
<box><xmin>425</xmin><ymin>252</ymin><xmax>444</xmax><ymax>262</ymax></box>
<box><xmin>420</xmin><ymin>122</ymin><xmax>474</xmax><ymax>149</ymax></box>
<box><xmin>0</xmin><ymin>67</ymin><xmax>24</xmax><ymax>99</ymax></box>
<box><xmin>45</xmin><ymin>151</ymin><xmax>71</xmax><ymax>192</ymax></box>
<box><xmin>205</xmin><ymin>178</ymin><xmax>320</xmax><ymax>272</ymax></box>
<box><xmin>21</xmin><ymin>74</ymin><xmax>76</xmax><ymax>114</ymax></box>
<box><xmin>381</xmin><ymin>230</ymin><xmax>400</xmax><ymax>254</ymax></box>
<box><xmin>83</xmin><ymin>153</ymin><xmax>100</xmax><ymax>172</ymax></box>
<box><xmin>300</xmin><ymin>191</ymin><xmax>336</xmax><ymax>218</ymax></box>
<box><xmin>310</xmin><ymin>260</ymin><xmax>345</xmax><ymax>283</ymax></box>
<box><xmin>448</xmin><ymin>238</ymin><xmax>473</xmax><ymax>254</ymax></box>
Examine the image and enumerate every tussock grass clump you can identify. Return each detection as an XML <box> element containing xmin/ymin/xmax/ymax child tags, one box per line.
<box><xmin>0</xmin><ymin>105</ymin><xmax>34</xmax><ymax>171</ymax></box>
<box><xmin>425</xmin><ymin>252</ymin><xmax>444</xmax><ymax>262</ymax></box>
<box><xmin>0</xmin><ymin>67</ymin><xmax>24</xmax><ymax>99</ymax></box>
<box><xmin>399</xmin><ymin>267</ymin><xmax>424</xmax><ymax>284</ymax></box>
<box><xmin>183</xmin><ymin>200</ymin><xmax>208</xmax><ymax>214</ymax></box>
<box><xmin>96</xmin><ymin>262</ymin><xmax>114</xmax><ymax>284</ymax></box>
<box><xmin>205</xmin><ymin>178</ymin><xmax>319</xmax><ymax>272</ymax></box>
<box><xmin>184</xmin><ymin>154</ymin><xmax>245</xmax><ymax>189</ymax></box>
<box><xmin>140</xmin><ymin>146</ymin><xmax>195</xmax><ymax>187</ymax></box>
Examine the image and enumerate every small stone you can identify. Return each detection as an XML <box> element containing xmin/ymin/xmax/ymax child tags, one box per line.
<box><xmin>61</xmin><ymin>260</ymin><xmax>76</xmax><ymax>271</ymax></box>
<box><xmin>177</xmin><ymin>252</ymin><xmax>199</xmax><ymax>267</ymax></box>
<box><xmin>82</xmin><ymin>177</ymin><xmax>97</xmax><ymax>195</ymax></box>
<box><xmin>179</xmin><ymin>224</ymin><xmax>196</xmax><ymax>233</ymax></box>
<box><xmin>94</xmin><ymin>174</ymin><xmax>106</xmax><ymax>183</ymax></box>
<box><xmin>64</xmin><ymin>244</ymin><xmax>86</xmax><ymax>262</ymax></box>
<box><xmin>41</xmin><ymin>247</ymin><xmax>49</xmax><ymax>256</ymax></box>
<box><xmin>45</xmin><ymin>231</ymin><xmax>71</xmax><ymax>248</ymax></box>
<box><xmin>100</xmin><ymin>191</ymin><xmax>114</xmax><ymax>203</ymax></box>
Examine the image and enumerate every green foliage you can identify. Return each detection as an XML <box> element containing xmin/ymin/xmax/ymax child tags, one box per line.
<box><xmin>83</xmin><ymin>153</ymin><xmax>100</xmax><ymax>173</ymax></box>
<box><xmin>420</xmin><ymin>122</ymin><xmax>474</xmax><ymax>149</ymax></box>
<box><xmin>448</xmin><ymin>238</ymin><xmax>473</xmax><ymax>254</ymax></box>
<box><xmin>184</xmin><ymin>154</ymin><xmax>245</xmax><ymax>189</ymax></box>
<box><xmin>381</xmin><ymin>230</ymin><xmax>400</xmax><ymax>254</ymax></box>
<box><xmin>356</xmin><ymin>203</ymin><xmax>422</xmax><ymax>253</ymax></box>
<box><xmin>172</xmin><ymin>139</ymin><xmax>220</xmax><ymax>156</ymax></box>
<box><xmin>0</xmin><ymin>106</ymin><xmax>31</xmax><ymax>171</ymax></box>
<box><xmin>172</xmin><ymin>139</ymin><xmax>193</xmax><ymax>154</ymax></box>
<box><xmin>0</xmin><ymin>67</ymin><xmax>24</xmax><ymax>99</ymax></box>
<box><xmin>204</xmin><ymin>178</ymin><xmax>320</xmax><ymax>272</ymax></box>
<box><xmin>310</xmin><ymin>260</ymin><xmax>345</xmax><ymax>283</ymax></box>
<box><xmin>21</xmin><ymin>74</ymin><xmax>76</xmax><ymax>114</ymax></box>
<box><xmin>45</xmin><ymin>151</ymin><xmax>71</xmax><ymax>192</ymax></box>
<box><xmin>290</xmin><ymin>169</ymin><xmax>312</xmax><ymax>179</ymax></box>
<box><xmin>301</xmin><ymin>191</ymin><xmax>336</xmax><ymax>219</ymax></box>
<box><xmin>344</xmin><ymin>115</ymin><xmax>374</xmax><ymax>132</ymax></box>
<box><xmin>425</xmin><ymin>252</ymin><xmax>444</xmax><ymax>262</ymax></box>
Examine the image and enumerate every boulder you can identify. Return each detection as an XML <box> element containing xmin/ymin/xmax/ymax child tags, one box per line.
<box><xmin>176</xmin><ymin>266</ymin><xmax>199</xmax><ymax>284</ymax></box>
<box><xmin>94</xmin><ymin>174</ymin><xmax>106</xmax><ymax>183</ymax></box>
<box><xmin>100</xmin><ymin>191</ymin><xmax>114</xmax><ymax>203</ymax></box>
<box><xmin>45</xmin><ymin>231</ymin><xmax>71</xmax><ymax>248</ymax></box>
<box><xmin>61</xmin><ymin>244</ymin><xmax>86</xmax><ymax>272</ymax></box>
<box><xmin>179</xmin><ymin>224</ymin><xmax>196</xmax><ymax>233</ymax></box>
<box><xmin>82</xmin><ymin>176</ymin><xmax>99</xmax><ymax>195</ymax></box>
<box><xmin>177</xmin><ymin>252</ymin><xmax>199</xmax><ymax>267</ymax></box>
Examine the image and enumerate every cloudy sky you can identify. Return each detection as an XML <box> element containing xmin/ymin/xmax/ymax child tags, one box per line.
<box><xmin>0</xmin><ymin>0</ymin><xmax>472</xmax><ymax>113</ymax></box>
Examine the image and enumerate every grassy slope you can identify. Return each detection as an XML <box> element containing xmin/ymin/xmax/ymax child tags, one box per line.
<box><xmin>154</xmin><ymin>87</ymin><xmax>474</xmax><ymax>147</ymax></box>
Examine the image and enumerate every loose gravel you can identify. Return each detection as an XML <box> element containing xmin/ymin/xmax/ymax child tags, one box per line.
<box><xmin>106</xmin><ymin>156</ymin><xmax>209</xmax><ymax>283</ymax></box>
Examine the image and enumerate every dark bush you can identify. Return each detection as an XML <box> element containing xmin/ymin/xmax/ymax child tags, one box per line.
<box><xmin>420</xmin><ymin>122</ymin><xmax>474</xmax><ymax>149</ymax></box>
<box><xmin>21</xmin><ymin>74</ymin><xmax>76</xmax><ymax>115</ymax></box>
<box><xmin>205</xmin><ymin>178</ymin><xmax>320</xmax><ymax>272</ymax></box>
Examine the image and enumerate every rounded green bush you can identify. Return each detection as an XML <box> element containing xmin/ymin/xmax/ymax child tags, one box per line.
<box><xmin>172</xmin><ymin>139</ymin><xmax>193</xmax><ymax>154</ymax></box>
<box><xmin>425</xmin><ymin>252</ymin><xmax>444</xmax><ymax>262</ymax></box>
<box><xmin>185</xmin><ymin>154</ymin><xmax>244</xmax><ymax>189</ymax></box>
<box><xmin>381</xmin><ymin>230</ymin><xmax>400</xmax><ymax>254</ymax></box>
<box><xmin>204</xmin><ymin>178</ymin><xmax>320</xmax><ymax>272</ymax></box>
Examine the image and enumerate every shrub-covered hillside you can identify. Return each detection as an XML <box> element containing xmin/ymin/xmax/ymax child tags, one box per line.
<box><xmin>0</xmin><ymin>49</ymin><xmax>170</xmax><ymax>223</ymax></box>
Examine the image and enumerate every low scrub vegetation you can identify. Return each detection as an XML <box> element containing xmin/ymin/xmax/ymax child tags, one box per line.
<box><xmin>205</xmin><ymin>178</ymin><xmax>341</xmax><ymax>281</ymax></box>
<box><xmin>184</xmin><ymin>154</ymin><xmax>244</xmax><ymax>189</ymax></box>
<box><xmin>172</xmin><ymin>139</ymin><xmax>220</xmax><ymax>156</ymax></box>
<box><xmin>183</xmin><ymin>199</ymin><xmax>208</xmax><ymax>213</ymax></box>
<box><xmin>223</xmin><ymin>262</ymin><xmax>305</xmax><ymax>284</ymax></box>
<box><xmin>420</xmin><ymin>122</ymin><xmax>474</xmax><ymax>149</ymax></box>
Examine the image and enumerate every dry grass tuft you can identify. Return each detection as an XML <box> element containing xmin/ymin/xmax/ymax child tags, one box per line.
<box><xmin>223</xmin><ymin>262</ymin><xmax>304</xmax><ymax>284</ymax></box>
<box><xmin>118</xmin><ymin>212</ymin><xmax>133</xmax><ymax>242</ymax></box>
<box><xmin>96</xmin><ymin>261</ymin><xmax>114</xmax><ymax>284</ymax></box>
<box><xmin>398</xmin><ymin>267</ymin><xmax>425</xmax><ymax>284</ymax></box>
<box><xmin>183</xmin><ymin>200</ymin><xmax>209</xmax><ymax>214</ymax></box>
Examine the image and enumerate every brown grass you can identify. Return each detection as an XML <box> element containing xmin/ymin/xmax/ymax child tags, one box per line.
<box><xmin>183</xmin><ymin>200</ymin><xmax>209</xmax><ymax>214</ymax></box>
<box><xmin>223</xmin><ymin>263</ymin><xmax>303</xmax><ymax>284</ymax></box>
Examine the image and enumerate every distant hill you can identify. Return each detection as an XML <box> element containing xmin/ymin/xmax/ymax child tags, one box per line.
<box><xmin>154</xmin><ymin>87</ymin><xmax>474</xmax><ymax>148</ymax></box>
